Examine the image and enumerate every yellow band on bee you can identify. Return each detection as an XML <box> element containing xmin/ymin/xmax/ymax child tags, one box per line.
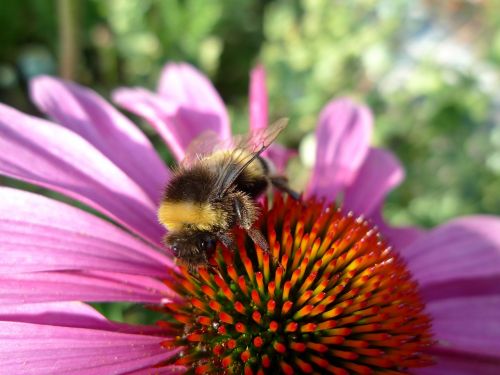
<box><xmin>204</xmin><ymin>149</ymin><xmax>264</xmax><ymax>178</ymax></box>
<box><xmin>158</xmin><ymin>201</ymin><xmax>219</xmax><ymax>231</ymax></box>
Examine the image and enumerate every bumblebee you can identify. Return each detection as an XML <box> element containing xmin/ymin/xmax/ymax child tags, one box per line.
<box><xmin>158</xmin><ymin>119</ymin><xmax>299</xmax><ymax>267</ymax></box>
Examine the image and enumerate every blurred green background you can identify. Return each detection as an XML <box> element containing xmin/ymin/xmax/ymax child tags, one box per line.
<box><xmin>1</xmin><ymin>0</ymin><xmax>500</xmax><ymax>321</ymax></box>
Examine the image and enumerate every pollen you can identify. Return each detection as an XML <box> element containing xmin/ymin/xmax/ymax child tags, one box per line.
<box><xmin>159</xmin><ymin>194</ymin><xmax>433</xmax><ymax>374</ymax></box>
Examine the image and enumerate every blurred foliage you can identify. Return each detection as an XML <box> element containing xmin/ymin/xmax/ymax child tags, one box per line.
<box><xmin>261</xmin><ymin>0</ymin><xmax>500</xmax><ymax>227</ymax></box>
<box><xmin>1</xmin><ymin>0</ymin><xmax>500</xmax><ymax>258</ymax></box>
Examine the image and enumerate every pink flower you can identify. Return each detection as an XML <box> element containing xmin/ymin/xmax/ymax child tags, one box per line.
<box><xmin>0</xmin><ymin>62</ymin><xmax>499</xmax><ymax>374</ymax></box>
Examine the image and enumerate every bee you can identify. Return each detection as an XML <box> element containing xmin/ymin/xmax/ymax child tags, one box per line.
<box><xmin>157</xmin><ymin>119</ymin><xmax>299</xmax><ymax>267</ymax></box>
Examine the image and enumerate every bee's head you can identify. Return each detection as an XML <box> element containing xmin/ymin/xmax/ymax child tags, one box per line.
<box><xmin>164</xmin><ymin>230</ymin><xmax>218</xmax><ymax>265</ymax></box>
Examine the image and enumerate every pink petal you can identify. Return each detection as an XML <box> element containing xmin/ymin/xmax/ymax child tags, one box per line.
<box><xmin>0</xmin><ymin>301</ymin><xmax>167</xmax><ymax>335</ymax></box>
<box><xmin>343</xmin><ymin>148</ymin><xmax>404</xmax><ymax>217</ymax></box>
<box><xmin>0</xmin><ymin>321</ymin><xmax>180</xmax><ymax>375</ymax></box>
<box><xmin>0</xmin><ymin>104</ymin><xmax>163</xmax><ymax>246</ymax></box>
<box><xmin>158</xmin><ymin>62</ymin><xmax>230</xmax><ymax>134</ymax></box>
<box><xmin>371</xmin><ymin>206</ymin><xmax>425</xmax><ymax>250</ymax></box>
<box><xmin>0</xmin><ymin>271</ymin><xmax>178</xmax><ymax>304</ymax></box>
<box><xmin>30</xmin><ymin>76</ymin><xmax>170</xmax><ymax>204</ymax></box>
<box><xmin>248</xmin><ymin>65</ymin><xmax>296</xmax><ymax>173</ymax></box>
<box><xmin>341</xmin><ymin>148</ymin><xmax>425</xmax><ymax>249</ymax></box>
<box><xmin>0</xmin><ymin>302</ymin><xmax>111</xmax><ymax>329</ymax></box>
<box><xmin>424</xmin><ymin>296</ymin><xmax>500</xmax><ymax>358</ymax></box>
<box><xmin>129</xmin><ymin>366</ymin><xmax>186</xmax><ymax>374</ymax></box>
<box><xmin>113</xmin><ymin>87</ymin><xmax>227</xmax><ymax>161</ymax></box>
<box><xmin>307</xmin><ymin>98</ymin><xmax>373</xmax><ymax>201</ymax></box>
<box><xmin>402</xmin><ymin>216</ymin><xmax>500</xmax><ymax>287</ymax></box>
<box><xmin>399</xmin><ymin>216</ymin><xmax>500</xmax><ymax>367</ymax></box>
<box><xmin>415</xmin><ymin>351</ymin><xmax>500</xmax><ymax>375</ymax></box>
<box><xmin>266</xmin><ymin>144</ymin><xmax>298</xmax><ymax>174</ymax></box>
<box><xmin>249</xmin><ymin>64</ymin><xmax>268</xmax><ymax>131</ymax></box>
<box><xmin>0</xmin><ymin>188</ymin><xmax>173</xmax><ymax>277</ymax></box>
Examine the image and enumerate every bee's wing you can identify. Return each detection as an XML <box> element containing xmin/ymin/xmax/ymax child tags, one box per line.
<box><xmin>213</xmin><ymin>118</ymin><xmax>289</xmax><ymax>197</ymax></box>
<box><xmin>183</xmin><ymin>129</ymin><xmax>246</xmax><ymax>168</ymax></box>
<box><xmin>181</xmin><ymin>130</ymin><xmax>225</xmax><ymax>168</ymax></box>
<box><xmin>181</xmin><ymin>119</ymin><xmax>288</xmax><ymax>196</ymax></box>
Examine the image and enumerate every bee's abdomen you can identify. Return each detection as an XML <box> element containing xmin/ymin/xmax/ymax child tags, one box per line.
<box><xmin>164</xmin><ymin>166</ymin><xmax>215</xmax><ymax>202</ymax></box>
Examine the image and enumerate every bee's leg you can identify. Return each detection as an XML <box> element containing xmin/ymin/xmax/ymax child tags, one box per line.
<box><xmin>246</xmin><ymin>227</ymin><xmax>270</xmax><ymax>252</ymax></box>
<box><xmin>217</xmin><ymin>232</ymin><xmax>237</xmax><ymax>252</ymax></box>
<box><xmin>270</xmin><ymin>176</ymin><xmax>300</xmax><ymax>200</ymax></box>
<box><xmin>233</xmin><ymin>195</ymin><xmax>270</xmax><ymax>252</ymax></box>
<box><xmin>207</xmin><ymin>263</ymin><xmax>224</xmax><ymax>278</ymax></box>
<box><xmin>187</xmin><ymin>262</ymin><xmax>200</xmax><ymax>275</ymax></box>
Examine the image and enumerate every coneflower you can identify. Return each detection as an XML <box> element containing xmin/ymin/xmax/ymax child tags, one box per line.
<box><xmin>160</xmin><ymin>194</ymin><xmax>433</xmax><ymax>374</ymax></box>
<box><xmin>1</xmin><ymin>63</ymin><xmax>499</xmax><ymax>374</ymax></box>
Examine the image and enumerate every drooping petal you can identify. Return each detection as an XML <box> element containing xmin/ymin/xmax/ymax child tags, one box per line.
<box><xmin>307</xmin><ymin>98</ymin><xmax>373</xmax><ymax>201</ymax></box>
<box><xmin>249</xmin><ymin>64</ymin><xmax>268</xmax><ymax>131</ymax></box>
<box><xmin>266</xmin><ymin>144</ymin><xmax>298</xmax><ymax>174</ymax></box>
<box><xmin>399</xmin><ymin>216</ymin><xmax>500</xmax><ymax>370</ymax></box>
<box><xmin>0</xmin><ymin>302</ymin><xmax>111</xmax><ymax>329</ymax></box>
<box><xmin>343</xmin><ymin>148</ymin><xmax>404</xmax><ymax>217</ymax></box>
<box><xmin>402</xmin><ymin>216</ymin><xmax>500</xmax><ymax>286</ymax></box>
<box><xmin>416</xmin><ymin>349</ymin><xmax>500</xmax><ymax>375</ymax></box>
<box><xmin>0</xmin><ymin>321</ymin><xmax>181</xmax><ymax>375</ymax></box>
<box><xmin>128</xmin><ymin>366</ymin><xmax>186</xmax><ymax>374</ymax></box>
<box><xmin>341</xmin><ymin>147</ymin><xmax>424</xmax><ymax>249</ymax></box>
<box><xmin>0</xmin><ymin>301</ymin><xmax>167</xmax><ymax>335</ymax></box>
<box><xmin>0</xmin><ymin>104</ymin><xmax>163</xmax><ymax>246</ymax></box>
<box><xmin>371</xmin><ymin>206</ymin><xmax>425</xmax><ymax>250</ymax></box>
<box><xmin>424</xmin><ymin>296</ymin><xmax>500</xmax><ymax>358</ymax></box>
<box><xmin>158</xmin><ymin>62</ymin><xmax>230</xmax><ymax>134</ymax></box>
<box><xmin>0</xmin><ymin>188</ymin><xmax>173</xmax><ymax>277</ymax></box>
<box><xmin>30</xmin><ymin>76</ymin><xmax>170</xmax><ymax>204</ymax></box>
<box><xmin>113</xmin><ymin>87</ymin><xmax>226</xmax><ymax>161</ymax></box>
<box><xmin>0</xmin><ymin>271</ymin><xmax>177</xmax><ymax>305</ymax></box>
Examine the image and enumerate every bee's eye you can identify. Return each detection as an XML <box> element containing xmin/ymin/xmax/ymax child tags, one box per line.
<box><xmin>200</xmin><ymin>237</ymin><xmax>217</xmax><ymax>253</ymax></box>
<box><xmin>171</xmin><ymin>245</ymin><xmax>179</xmax><ymax>257</ymax></box>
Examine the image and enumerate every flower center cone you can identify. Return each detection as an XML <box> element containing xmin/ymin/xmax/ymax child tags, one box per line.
<box><xmin>159</xmin><ymin>194</ymin><xmax>434</xmax><ymax>374</ymax></box>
